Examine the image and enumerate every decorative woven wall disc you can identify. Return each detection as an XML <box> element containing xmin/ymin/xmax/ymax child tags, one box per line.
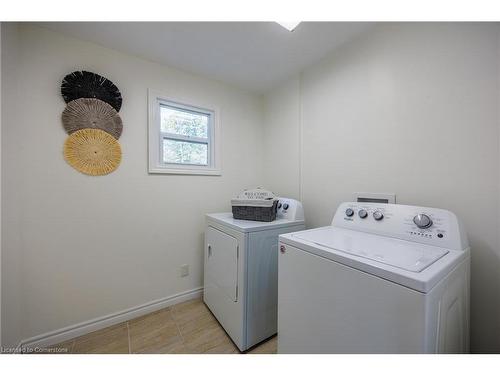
<box><xmin>64</xmin><ymin>128</ymin><xmax>122</xmax><ymax>176</ymax></box>
<box><xmin>62</xmin><ymin>98</ymin><xmax>123</xmax><ymax>139</ymax></box>
<box><xmin>61</xmin><ymin>71</ymin><xmax>122</xmax><ymax>112</ymax></box>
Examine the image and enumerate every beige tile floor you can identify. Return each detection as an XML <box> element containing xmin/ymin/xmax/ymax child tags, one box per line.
<box><xmin>45</xmin><ymin>298</ymin><xmax>277</xmax><ymax>354</ymax></box>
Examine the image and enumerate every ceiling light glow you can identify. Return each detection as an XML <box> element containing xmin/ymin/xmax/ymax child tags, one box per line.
<box><xmin>276</xmin><ymin>22</ymin><xmax>301</xmax><ymax>32</ymax></box>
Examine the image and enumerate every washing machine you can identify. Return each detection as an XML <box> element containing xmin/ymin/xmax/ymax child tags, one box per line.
<box><xmin>278</xmin><ymin>202</ymin><xmax>470</xmax><ymax>354</ymax></box>
<box><xmin>203</xmin><ymin>198</ymin><xmax>305</xmax><ymax>351</ymax></box>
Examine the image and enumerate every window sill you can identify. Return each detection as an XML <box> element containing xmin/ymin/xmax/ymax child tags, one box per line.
<box><xmin>148</xmin><ymin>166</ymin><xmax>222</xmax><ymax>176</ymax></box>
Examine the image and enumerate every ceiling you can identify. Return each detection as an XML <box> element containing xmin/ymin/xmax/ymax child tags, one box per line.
<box><xmin>38</xmin><ymin>22</ymin><xmax>374</xmax><ymax>93</ymax></box>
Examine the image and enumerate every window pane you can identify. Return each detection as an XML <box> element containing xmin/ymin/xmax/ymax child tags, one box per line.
<box><xmin>160</xmin><ymin>105</ymin><xmax>208</xmax><ymax>138</ymax></box>
<box><xmin>163</xmin><ymin>139</ymin><xmax>208</xmax><ymax>165</ymax></box>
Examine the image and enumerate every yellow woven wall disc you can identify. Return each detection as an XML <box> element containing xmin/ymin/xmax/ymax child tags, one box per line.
<box><xmin>64</xmin><ymin>128</ymin><xmax>122</xmax><ymax>176</ymax></box>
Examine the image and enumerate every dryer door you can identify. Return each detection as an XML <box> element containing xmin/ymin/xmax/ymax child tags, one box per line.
<box><xmin>206</xmin><ymin>226</ymin><xmax>239</xmax><ymax>302</ymax></box>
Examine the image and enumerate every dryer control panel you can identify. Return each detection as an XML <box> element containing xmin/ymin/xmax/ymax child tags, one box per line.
<box><xmin>332</xmin><ymin>202</ymin><xmax>468</xmax><ymax>251</ymax></box>
<box><xmin>276</xmin><ymin>198</ymin><xmax>305</xmax><ymax>221</ymax></box>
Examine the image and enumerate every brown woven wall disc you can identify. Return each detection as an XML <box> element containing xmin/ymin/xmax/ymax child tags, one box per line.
<box><xmin>62</xmin><ymin>98</ymin><xmax>123</xmax><ymax>139</ymax></box>
<box><xmin>64</xmin><ymin>128</ymin><xmax>122</xmax><ymax>176</ymax></box>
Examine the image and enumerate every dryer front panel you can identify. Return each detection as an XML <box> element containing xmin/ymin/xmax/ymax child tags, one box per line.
<box><xmin>205</xmin><ymin>226</ymin><xmax>238</xmax><ymax>302</ymax></box>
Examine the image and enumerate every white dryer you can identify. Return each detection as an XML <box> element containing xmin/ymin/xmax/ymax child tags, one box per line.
<box><xmin>204</xmin><ymin>198</ymin><xmax>305</xmax><ymax>351</ymax></box>
<box><xmin>278</xmin><ymin>202</ymin><xmax>470</xmax><ymax>354</ymax></box>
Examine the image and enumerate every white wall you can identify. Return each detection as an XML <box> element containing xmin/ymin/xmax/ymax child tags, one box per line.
<box><xmin>264</xmin><ymin>23</ymin><xmax>500</xmax><ymax>353</ymax></box>
<box><xmin>1</xmin><ymin>22</ymin><xmax>21</xmax><ymax>348</ymax></box>
<box><xmin>1</xmin><ymin>24</ymin><xmax>264</xmax><ymax>346</ymax></box>
<box><xmin>0</xmin><ymin>22</ymin><xmax>3</xmax><ymax>348</ymax></box>
<box><xmin>263</xmin><ymin>77</ymin><xmax>301</xmax><ymax>199</ymax></box>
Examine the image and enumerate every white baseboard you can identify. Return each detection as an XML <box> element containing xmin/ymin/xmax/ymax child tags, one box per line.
<box><xmin>19</xmin><ymin>287</ymin><xmax>203</xmax><ymax>349</ymax></box>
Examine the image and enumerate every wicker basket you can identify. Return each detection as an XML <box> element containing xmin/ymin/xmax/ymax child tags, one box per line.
<box><xmin>231</xmin><ymin>188</ymin><xmax>278</xmax><ymax>222</ymax></box>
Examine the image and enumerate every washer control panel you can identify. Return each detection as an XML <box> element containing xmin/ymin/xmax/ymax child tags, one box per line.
<box><xmin>332</xmin><ymin>202</ymin><xmax>468</xmax><ymax>251</ymax></box>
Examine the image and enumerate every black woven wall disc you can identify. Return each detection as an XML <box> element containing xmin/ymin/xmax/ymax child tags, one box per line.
<box><xmin>61</xmin><ymin>71</ymin><xmax>122</xmax><ymax>112</ymax></box>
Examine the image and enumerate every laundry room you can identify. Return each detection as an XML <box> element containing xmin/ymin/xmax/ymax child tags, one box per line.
<box><xmin>1</xmin><ymin>0</ymin><xmax>500</xmax><ymax>372</ymax></box>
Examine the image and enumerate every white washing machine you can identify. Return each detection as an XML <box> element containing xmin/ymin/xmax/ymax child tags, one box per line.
<box><xmin>278</xmin><ymin>202</ymin><xmax>470</xmax><ymax>354</ymax></box>
<box><xmin>204</xmin><ymin>198</ymin><xmax>305</xmax><ymax>351</ymax></box>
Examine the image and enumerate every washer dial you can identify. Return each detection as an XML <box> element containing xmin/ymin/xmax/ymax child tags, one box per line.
<box><xmin>413</xmin><ymin>214</ymin><xmax>433</xmax><ymax>229</ymax></box>
<box><xmin>373</xmin><ymin>211</ymin><xmax>384</xmax><ymax>221</ymax></box>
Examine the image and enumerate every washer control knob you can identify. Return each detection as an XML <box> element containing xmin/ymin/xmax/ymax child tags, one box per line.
<box><xmin>373</xmin><ymin>211</ymin><xmax>384</xmax><ymax>221</ymax></box>
<box><xmin>280</xmin><ymin>245</ymin><xmax>286</xmax><ymax>254</ymax></box>
<box><xmin>345</xmin><ymin>208</ymin><xmax>354</xmax><ymax>217</ymax></box>
<box><xmin>358</xmin><ymin>209</ymin><xmax>368</xmax><ymax>219</ymax></box>
<box><xmin>283</xmin><ymin>203</ymin><xmax>289</xmax><ymax>210</ymax></box>
<box><xmin>413</xmin><ymin>214</ymin><xmax>433</xmax><ymax>229</ymax></box>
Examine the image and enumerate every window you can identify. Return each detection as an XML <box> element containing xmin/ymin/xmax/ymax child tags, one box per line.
<box><xmin>148</xmin><ymin>90</ymin><xmax>221</xmax><ymax>175</ymax></box>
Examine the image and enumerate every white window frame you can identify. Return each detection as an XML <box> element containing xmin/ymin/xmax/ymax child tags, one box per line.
<box><xmin>148</xmin><ymin>89</ymin><xmax>221</xmax><ymax>175</ymax></box>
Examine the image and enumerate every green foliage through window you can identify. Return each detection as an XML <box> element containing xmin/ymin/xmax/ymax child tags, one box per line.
<box><xmin>163</xmin><ymin>139</ymin><xmax>208</xmax><ymax>165</ymax></box>
<box><xmin>160</xmin><ymin>104</ymin><xmax>210</xmax><ymax>166</ymax></box>
<box><xmin>161</xmin><ymin>106</ymin><xmax>208</xmax><ymax>138</ymax></box>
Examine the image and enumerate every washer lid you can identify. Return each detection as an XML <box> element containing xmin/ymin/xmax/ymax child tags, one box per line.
<box><xmin>280</xmin><ymin>226</ymin><xmax>470</xmax><ymax>292</ymax></box>
<box><xmin>293</xmin><ymin>227</ymin><xmax>449</xmax><ymax>272</ymax></box>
